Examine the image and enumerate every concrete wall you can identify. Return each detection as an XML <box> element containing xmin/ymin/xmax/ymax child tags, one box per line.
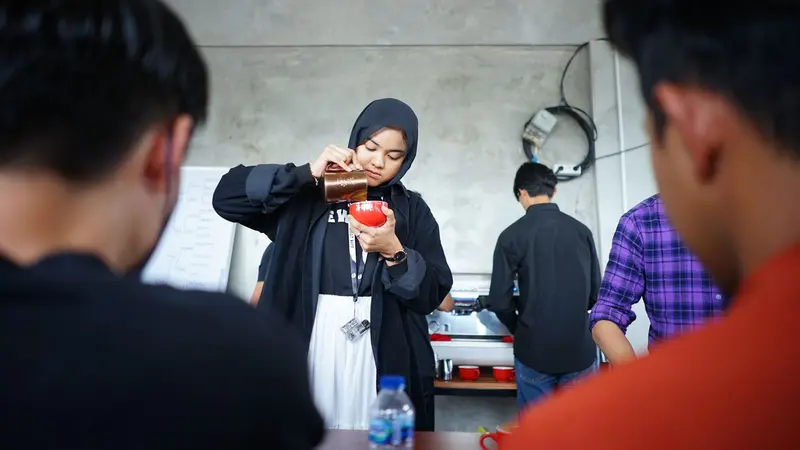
<box><xmin>166</xmin><ymin>0</ymin><xmax>602</xmax><ymax>46</ymax></box>
<box><xmin>164</xmin><ymin>0</ymin><xmax>605</xmax><ymax>303</ymax></box>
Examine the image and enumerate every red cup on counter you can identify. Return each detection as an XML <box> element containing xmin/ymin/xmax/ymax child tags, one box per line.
<box><xmin>349</xmin><ymin>200</ymin><xmax>388</xmax><ymax>227</ymax></box>
<box><xmin>479</xmin><ymin>424</ymin><xmax>515</xmax><ymax>450</ymax></box>
<box><xmin>429</xmin><ymin>333</ymin><xmax>452</xmax><ymax>342</ymax></box>
<box><xmin>492</xmin><ymin>366</ymin><xmax>515</xmax><ymax>383</ymax></box>
<box><xmin>458</xmin><ymin>365</ymin><xmax>481</xmax><ymax>381</ymax></box>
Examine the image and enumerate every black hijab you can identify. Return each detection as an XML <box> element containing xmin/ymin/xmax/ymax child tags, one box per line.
<box><xmin>347</xmin><ymin>98</ymin><xmax>418</xmax><ymax>187</ymax></box>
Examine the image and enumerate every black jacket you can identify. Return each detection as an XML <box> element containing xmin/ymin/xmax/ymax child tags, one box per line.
<box><xmin>212</xmin><ymin>163</ymin><xmax>451</xmax><ymax>420</ymax></box>
<box><xmin>212</xmin><ymin>99</ymin><xmax>452</xmax><ymax>423</ymax></box>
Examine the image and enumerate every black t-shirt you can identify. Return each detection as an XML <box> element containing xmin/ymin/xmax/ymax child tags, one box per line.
<box><xmin>0</xmin><ymin>253</ymin><xmax>324</xmax><ymax>450</ymax></box>
<box><xmin>257</xmin><ymin>243</ymin><xmax>274</xmax><ymax>282</ymax></box>
<box><xmin>319</xmin><ymin>198</ymin><xmax>435</xmax><ymax>378</ymax></box>
<box><xmin>319</xmin><ymin>201</ymin><xmax>377</xmax><ymax>297</ymax></box>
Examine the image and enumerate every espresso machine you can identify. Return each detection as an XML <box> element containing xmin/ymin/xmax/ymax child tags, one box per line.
<box><xmin>426</xmin><ymin>282</ymin><xmax>518</xmax><ymax>367</ymax></box>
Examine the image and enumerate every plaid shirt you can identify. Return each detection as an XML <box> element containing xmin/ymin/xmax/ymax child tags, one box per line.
<box><xmin>589</xmin><ymin>195</ymin><xmax>726</xmax><ymax>346</ymax></box>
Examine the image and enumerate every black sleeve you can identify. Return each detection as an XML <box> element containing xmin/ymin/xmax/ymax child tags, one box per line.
<box><xmin>171</xmin><ymin>292</ymin><xmax>325</xmax><ymax>449</ymax></box>
<box><xmin>588</xmin><ymin>232</ymin><xmax>601</xmax><ymax>310</ymax></box>
<box><xmin>212</xmin><ymin>163</ymin><xmax>316</xmax><ymax>237</ymax></box>
<box><xmin>380</xmin><ymin>198</ymin><xmax>453</xmax><ymax>314</ymax></box>
<box><xmin>250</xmin><ymin>315</ymin><xmax>326</xmax><ymax>449</ymax></box>
<box><xmin>257</xmin><ymin>244</ymin><xmax>274</xmax><ymax>282</ymax></box>
<box><xmin>486</xmin><ymin>234</ymin><xmax>518</xmax><ymax>334</ymax></box>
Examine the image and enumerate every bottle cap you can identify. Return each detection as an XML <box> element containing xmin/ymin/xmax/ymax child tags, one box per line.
<box><xmin>379</xmin><ymin>375</ymin><xmax>405</xmax><ymax>390</ymax></box>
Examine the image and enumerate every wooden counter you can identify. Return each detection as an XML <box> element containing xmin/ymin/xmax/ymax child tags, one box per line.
<box><xmin>317</xmin><ymin>430</ymin><xmax>482</xmax><ymax>449</ymax></box>
<box><xmin>434</xmin><ymin>367</ymin><xmax>517</xmax><ymax>397</ymax></box>
<box><xmin>435</xmin><ymin>375</ymin><xmax>516</xmax><ymax>391</ymax></box>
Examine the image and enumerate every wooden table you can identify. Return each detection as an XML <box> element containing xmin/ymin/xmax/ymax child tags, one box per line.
<box><xmin>317</xmin><ymin>430</ymin><xmax>484</xmax><ymax>449</ymax></box>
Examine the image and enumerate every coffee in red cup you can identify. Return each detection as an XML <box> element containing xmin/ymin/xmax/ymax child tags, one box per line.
<box><xmin>458</xmin><ymin>365</ymin><xmax>481</xmax><ymax>381</ymax></box>
<box><xmin>479</xmin><ymin>424</ymin><xmax>515</xmax><ymax>449</ymax></box>
<box><xmin>492</xmin><ymin>366</ymin><xmax>515</xmax><ymax>383</ymax></box>
<box><xmin>349</xmin><ymin>201</ymin><xmax>388</xmax><ymax>227</ymax></box>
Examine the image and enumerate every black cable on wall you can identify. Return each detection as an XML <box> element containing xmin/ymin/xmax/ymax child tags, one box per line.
<box><xmin>522</xmin><ymin>39</ymin><xmax>609</xmax><ymax>182</ymax></box>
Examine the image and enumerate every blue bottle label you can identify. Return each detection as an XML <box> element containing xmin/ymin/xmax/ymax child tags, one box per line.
<box><xmin>400</xmin><ymin>415</ymin><xmax>414</xmax><ymax>442</ymax></box>
<box><xmin>368</xmin><ymin>418</ymin><xmax>393</xmax><ymax>444</ymax></box>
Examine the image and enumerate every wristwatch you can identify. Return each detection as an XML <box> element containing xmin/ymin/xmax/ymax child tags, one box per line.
<box><xmin>384</xmin><ymin>249</ymin><xmax>408</xmax><ymax>263</ymax></box>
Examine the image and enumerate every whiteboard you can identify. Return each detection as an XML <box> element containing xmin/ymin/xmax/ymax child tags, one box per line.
<box><xmin>141</xmin><ymin>166</ymin><xmax>237</xmax><ymax>292</ymax></box>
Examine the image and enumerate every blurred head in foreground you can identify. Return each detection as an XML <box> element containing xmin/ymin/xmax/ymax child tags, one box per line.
<box><xmin>0</xmin><ymin>0</ymin><xmax>208</xmax><ymax>272</ymax></box>
<box><xmin>604</xmin><ymin>0</ymin><xmax>800</xmax><ymax>296</ymax></box>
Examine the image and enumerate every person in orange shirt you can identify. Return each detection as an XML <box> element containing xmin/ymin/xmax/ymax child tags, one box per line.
<box><xmin>501</xmin><ymin>1</ymin><xmax>800</xmax><ymax>449</ymax></box>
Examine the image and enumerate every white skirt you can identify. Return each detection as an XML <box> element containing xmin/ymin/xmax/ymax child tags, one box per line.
<box><xmin>308</xmin><ymin>294</ymin><xmax>377</xmax><ymax>430</ymax></box>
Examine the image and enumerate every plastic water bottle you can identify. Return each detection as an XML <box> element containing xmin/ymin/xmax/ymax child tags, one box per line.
<box><xmin>368</xmin><ymin>375</ymin><xmax>415</xmax><ymax>449</ymax></box>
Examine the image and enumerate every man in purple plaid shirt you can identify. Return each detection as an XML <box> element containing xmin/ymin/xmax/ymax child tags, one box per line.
<box><xmin>590</xmin><ymin>194</ymin><xmax>726</xmax><ymax>364</ymax></box>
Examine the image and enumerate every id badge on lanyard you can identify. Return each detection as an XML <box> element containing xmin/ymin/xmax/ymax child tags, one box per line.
<box><xmin>340</xmin><ymin>225</ymin><xmax>371</xmax><ymax>342</ymax></box>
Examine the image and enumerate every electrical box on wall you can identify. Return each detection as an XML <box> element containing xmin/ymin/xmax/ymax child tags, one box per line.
<box><xmin>553</xmin><ymin>163</ymin><xmax>581</xmax><ymax>178</ymax></box>
<box><xmin>531</xmin><ymin>109</ymin><xmax>557</xmax><ymax>135</ymax></box>
<box><xmin>522</xmin><ymin>109</ymin><xmax>559</xmax><ymax>150</ymax></box>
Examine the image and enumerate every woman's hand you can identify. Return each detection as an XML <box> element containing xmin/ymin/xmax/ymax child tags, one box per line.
<box><xmin>349</xmin><ymin>205</ymin><xmax>403</xmax><ymax>257</ymax></box>
<box><xmin>310</xmin><ymin>145</ymin><xmax>363</xmax><ymax>179</ymax></box>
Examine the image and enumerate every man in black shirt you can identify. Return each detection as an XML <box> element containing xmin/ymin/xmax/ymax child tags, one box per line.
<box><xmin>0</xmin><ymin>1</ymin><xmax>324</xmax><ymax>449</ymax></box>
<box><xmin>484</xmin><ymin>163</ymin><xmax>601</xmax><ymax>411</ymax></box>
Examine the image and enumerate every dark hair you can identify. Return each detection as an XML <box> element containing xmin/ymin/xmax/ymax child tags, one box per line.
<box><xmin>513</xmin><ymin>162</ymin><xmax>557</xmax><ymax>200</ymax></box>
<box><xmin>604</xmin><ymin>0</ymin><xmax>800</xmax><ymax>159</ymax></box>
<box><xmin>0</xmin><ymin>0</ymin><xmax>209</xmax><ymax>182</ymax></box>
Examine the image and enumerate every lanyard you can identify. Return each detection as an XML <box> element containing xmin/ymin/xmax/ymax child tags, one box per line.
<box><xmin>347</xmin><ymin>226</ymin><xmax>367</xmax><ymax>302</ymax></box>
<box><xmin>346</xmin><ymin>193</ymin><xmax>381</xmax><ymax>303</ymax></box>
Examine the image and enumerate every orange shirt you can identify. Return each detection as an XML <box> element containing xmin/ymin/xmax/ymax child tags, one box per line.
<box><xmin>501</xmin><ymin>244</ymin><xmax>800</xmax><ymax>450</ymax></box>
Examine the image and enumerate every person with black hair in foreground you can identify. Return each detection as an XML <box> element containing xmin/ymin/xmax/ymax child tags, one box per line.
<box><xmin>502</xmin><ymin>1</ymin><xmax>800</xmax><ymax>448</ymax></box>
<box><xmin>0</xmin><ymin>1</ymin><xmax>323</xmax><ymax>449</ymax></box>
<box><xmin>484</xmin><ymin>162</ymin><xmax>601</xmax><ymax>411</ymax></box>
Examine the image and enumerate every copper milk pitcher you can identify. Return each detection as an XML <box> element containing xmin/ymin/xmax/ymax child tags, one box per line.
<box><xmin>322</xmin><ymin>168</ymin><xmax>368</xmax><ymax>203</ymax></box>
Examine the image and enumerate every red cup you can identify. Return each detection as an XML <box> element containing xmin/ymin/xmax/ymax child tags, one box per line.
<box><xmin>458</xmin><ymin>365</ymin><xmax>481</xmax><ymax>381</ymax></box>
<box><xmin>479</xmin><ymin>424</ymin><xmax>514</xmax><ymax>449</ymax></box>
<box><xmin>429</xmin><ymin>333</ymin><xmax>452</xmax><ymax>342</ymax></box>
<box><xmin>492</xmin><ymin>366</ymin><xmax>515</xmax><ymax>383</ymax></box>
<box><xmin>349</xmin><ymin>201</ymin><xmax>388</xmax><ymax>227</ymax></box>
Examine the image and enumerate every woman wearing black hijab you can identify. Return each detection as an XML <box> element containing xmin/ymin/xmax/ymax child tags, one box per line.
<box><xmin>212</xmin><ymin>98</ymin><xmax>453</xmax><ymax>430</ymax></box>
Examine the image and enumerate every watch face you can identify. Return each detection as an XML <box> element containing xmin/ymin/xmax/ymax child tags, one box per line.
<box><xmin>393</xmin><ymin>250</ymin><xmax>407</xmax><ymax>261</ymax></box>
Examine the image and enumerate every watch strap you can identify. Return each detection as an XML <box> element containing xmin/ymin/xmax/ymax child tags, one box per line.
<box><xmin>385</xmin><ymin>249</ymin><xmax>407</xmax><ymax>263</ymax></box>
